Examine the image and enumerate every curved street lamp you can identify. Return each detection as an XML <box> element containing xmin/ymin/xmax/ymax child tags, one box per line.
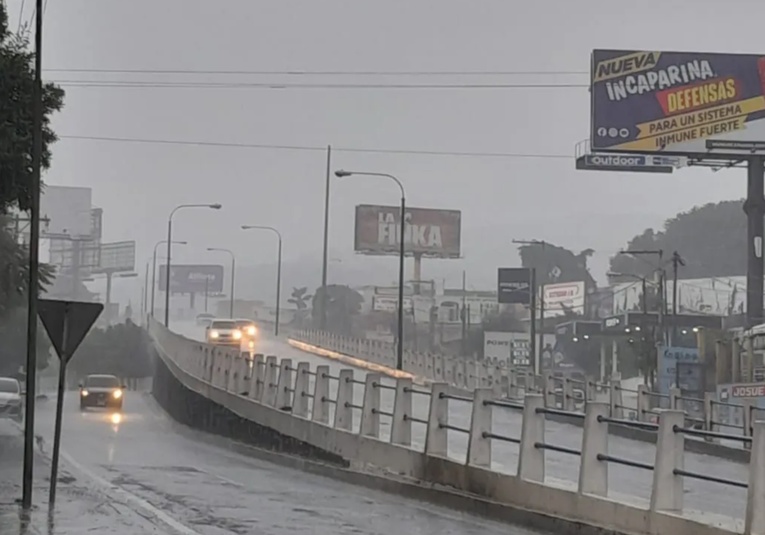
<box><xmin>207</xmin><ymin>247</ymin><xmax>236</xmax><ymax>318</ymax></box>
<box><xmin>165</xmin><ymin>203</ymin><xmax>222</xmax><ymax>326</ymax></box>
<box><xmin>151</xmin><ymin>239</ymin><xmax>187</xmax><ymax>317</ymax></box>
<box><xmin>241</xmin><ymin>225</ymin><xmax>282</xmax><ymax>335</ymax></box>
<box><xmin>334</xmin><ymin>170</ymin><xmax>406</xmax><ymax>371</ymax></box>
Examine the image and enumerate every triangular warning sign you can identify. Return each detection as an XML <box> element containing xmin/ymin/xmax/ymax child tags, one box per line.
<box><xmin>38</xmin><ymin>299</ymin><xmax>104</xmax><ymax>363</ymax></box>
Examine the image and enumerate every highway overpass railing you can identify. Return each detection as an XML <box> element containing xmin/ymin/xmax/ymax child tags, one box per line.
<box><xmin>148</xmin><ymin>318</ymin><xmax>763</xmax><ymax>535</ymax></box>
<box><xmin>289</xmin><ymin>329</ymin><xmax>757</xmax><ymax>459</ymax></box>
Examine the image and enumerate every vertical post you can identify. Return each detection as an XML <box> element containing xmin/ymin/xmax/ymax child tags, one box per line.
<box><xmin>746</xmin><ymin>156</ymin><xmax>765</xmax><ymax>327</ymax></box>
<box><xmin>292</xmin><ymin>362</ymin><xmax>310</xmax><ymax>418</ymax></box>
<box><xmin>275</xmin><ymin>236</ymin><xmax>282</xmax><ymax>336</ymax></box>
<box><xmin>610</xmin><ymin>374</ymin><xmax>623</xmax><ymax>418</ymax></box>
<box><xmin>466</xmin><ymin>388</ymin><xmax>493</xmax><ymax>468</ymax></box>
<box><xmin>637</xmin><ymin>384</ymin><xmax>650</xmax><ymax>422</ymax></box>
<box><xmin>745</xmin><ymin>421</ymin><xmax>765</xmax><ymax>535</ymax></box>
<box><xmin>425</xmin><ymin>382</ymin><xmax>449</xmax><ymax>457</ymax></box>
<box><xmin>23</xmin><ymin>0</ymin><xmax>44</xmax><ymax>506</ymax></box>
<box><xmin>396</xmin><ymin>195</ymin><xmax>406</xmax><ymax>371</ymax></box>
<box><xmin>275</xmin><ymin>358</ymin><xmax>293</xmax><ymax>409</ymax></box>
<box><xmin>49</xmin><ymin>310</ymin><xmax>69</xmax><ymax>505</ymax></box>
<box><xmin>151</xmin><ymin>246</ymin><xmax>158</xmax><ymax>316</ymax></box>
<box><xmin>391</xmin><ymin>377</ymin><xmax>412</xmax><ymax>446</ymax></box>
<box><xmin>529</xmin><ymin>268</ymin><xmax>538</xmax><ymax>376</ymax></box>
<box><xmin>320</xmin><ymin>145</ymin><xmax>331</xmax><ymax>331</ymax></box>
<box><xmin>312</xmin><ymin>365</ymin><xmax>330</xmax><ymax>424</ymax></box>
<box><xmin>164</xmin><ymin>219</ymin><xmax>173</xmax><ymax>327</ymax></box>
<box><xmin>105</xmin><ymin>271</ymin><xmax>113</xmax><ymax>324</ymax></box>
<box><xmin>229</xmin><ymin>253</ymin><xmax>236</xmax><ymax>318</ymax></box>
<box><xmin>360</xmin><ymin>373</ymin><xmax>381</xmax><ymax>438</ymax></box>
<box><xmin>579</xmin><ymin>401</ymin><xmax>609</xmax><ymax>496</ymax></box>
<box><xmin>264</xmin><ymin>355</ymin><xmax>278</xmax><ymax>407</ymax></box>
<box><xmin>204</xmin><ymin>276</ymin><xmax>209</xmax><ymax>313</ymax></box>
<box><xmin>143</xmin><ymin>262</ymin><xmax>149</xmax><ymax>316</ymax></box>
<box><xmin>334</xmin><ymin>369</ymin><xmax>354</xmax><ymax>431</ymax></box>
<box><xmin>519</xmin><ymin>394</ymin><xmax>545</xmax><ymax>482</ymax></box>
<box><xmin>650</xmin><ymin>410</ymin><xmax>685</xmax><ymax>512</ymax></box>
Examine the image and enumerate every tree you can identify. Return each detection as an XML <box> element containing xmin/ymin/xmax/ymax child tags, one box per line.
<box><xmin>288</xmin><ymin>286</ymin><xmax>312</xmax><ymax>327</ymax></box>
<box><xmin>69</xmin><ymin>320</ymin><xmax>152</xmax><ymax>380</ymax></box>
<box><xmin>610</xmin><ymin>200</ymin><xmax>746</xmax><ymax>279</ymax></box>
<box><xmin>311</xmin><ymin>285</ymin><xmax>364</xmax><ymax>335</ymax></box>
<box><xmin>518</xmin><ymin>242</ymin><xmax>596</xmax><ymax>288</ymax></box>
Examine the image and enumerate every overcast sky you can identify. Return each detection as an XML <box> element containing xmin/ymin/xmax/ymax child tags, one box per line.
<box><xmin>11</xmin><ymin>0</ymin><xmax>765</xmax><ymax>306</ymax></box>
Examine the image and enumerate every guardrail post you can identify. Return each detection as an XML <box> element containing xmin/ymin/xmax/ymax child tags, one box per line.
<box><xmin>543</xmin><ymin>372</ymin><xmax>555</xmax><ymax>407</ymax></box>
<box><xmin>360</xmin><ymin>373</ymin><xmax>381</xmax><ymax>438</ymax></box>
<box><xmin>578</xmin><ymin>401</ymin><xmax>609</xmax><ymax>496</ymax></box>
<box><xmin>264</xmin><ymin>355</ymin><xmax>279</xmax><ymax>407</ymax></box>
<box><xmin>610</xmin><ymin>376</ymin><xmax>623</xmax><ymax>418</ymax></box>
<box><xmin>669</xmin><ymin>387</ymin><xmax>682</xmax><ymax>411</ymax></box>
<box><xmin>293</xmin><ymin>362</ymin><xmax>310</xmax><ymax>418</ymax></box>
<box><xmin>507</xmin><ymin>368</ymin><xmax>519</xmax><ymax>398</ymax></box>
<box><xmin>744</xmin><ymin>400</ymin><xmax>755</xmax><ymax>451</ymax></box>
<box><xmin>492</xmin><ymin>366</ymin><xmax>504</xmax><ymax>398</ymax></box>
<box><xmin>637</xmin><ymin>384</ymin><xmax>649</xmax><ymax>422</ymax></box>
<box><xmin>434</xmin><ymin>355</ymin><xmax>444</xmax><ymax>381</ymax></box>
<box><xmin>586</xmin><ymin>379</ymin><xmax>597</xmax><ymax>403</ymax></box>
<box><xmin>467</xmin><ymin>388</ymin><xmax>493</xmax><ymax>468</ymax></box>
<box><xmin>563</xmin><ymin>378</ymin><xmax>575</xmax><ymax>411</ymax></box>
<box><xmin>238</xmin><ymin>357</ymin><xmax>251</xmax><ymax>396</ymax></box>
<box><xmin>519</xmin><ymin>394</ymin><xmax>545</xmax><ymax>483</ymax></box>
<box><xmin>275</xmin><ymin>358</ymin><xmax>293</xmax><ymax>409</ymax></box>
<box><xmin>312</xmin><ymin>365</ymin><xmax>330</xmax><ymax>424</ymax></box>
<box><xmin>391</xmin><ymin>377</ymin><xmax>413</xmax><ymax>446</ymax></box>
<box><xmin>745</xmin><ymin>420</ymin><xmax>765</xmax><ymax>535</ymax></box>
<box><xmin>704</xmin><ymin>392</ymin><xmax>716</xmax><ymax>442</ymax></box>
<box><xmin>251</xmin><ymin>354</ymin><xmax>265</xmax><ymax>401</ymax></box>
<box><xmin>425</xmin><ymin>382</ymin><xmax>449</xmax><ymax>457</ymax></box>
<box><xmin>334</xmin><ymin>369</ymin><xmax>354</xmax><ymax>431</ymax></box>
<box><xmin>650</xmin><ymin>409</ymin><xmax>685</xmax><ymax>512</ymax></box>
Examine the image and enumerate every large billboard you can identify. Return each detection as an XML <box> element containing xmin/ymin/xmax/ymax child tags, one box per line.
<box><xmin>92</xmin><ymin>241</ymin><xmax>136</xmax><ymax>274</ymax></box>
<box><xmin>497</xmin><ymin>268</ymin><xmax>532</xmax><ymax>305</ymax></box>
<box><xmin>541</xmin><ymin>281</ymin><xmax>586</xmax><ymax>317</ymax></box>
<box><xmin>354</xmin><ymin>204</ymin><xmax>461</xmax><ymax>258</ymax></box>
<box><xmin>591</xmin><ymin>50</ymin><xmax>765</xmax><ymax>155</ymax></box>
<box><xmin>159</xmin><ymin>264</ymin><xmax>224</xmax><ymax>294</ymax></box>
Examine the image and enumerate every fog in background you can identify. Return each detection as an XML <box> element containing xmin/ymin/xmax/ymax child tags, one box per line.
<box><xmin>11</xmin><ymin>0</ymin><xmax>763</xmax><ymax>308</ymax></box>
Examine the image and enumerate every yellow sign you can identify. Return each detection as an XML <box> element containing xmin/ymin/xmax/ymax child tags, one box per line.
<box><xmin>615</xmin><ymin>116</ymin><xmax>748</xmax><ymax>151</ymax></box>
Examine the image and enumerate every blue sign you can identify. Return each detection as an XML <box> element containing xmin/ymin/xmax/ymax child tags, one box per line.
<box><xmin>658</xmin><ymin>346</ymin><xmax>701</xmax><ymax>398</ymax></box>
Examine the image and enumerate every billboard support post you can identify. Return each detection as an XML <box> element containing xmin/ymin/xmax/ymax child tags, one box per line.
<box><xmin>530</xmin><ymin>268</ymin><xmax>538</xmax><ymax>376</ymax></box>
<box><xmin>746</xmin><ymin>157</ymin><xmax>765</xmax><ymax>326</ymax></box>
<box><xmin>320</xmin><ymin>145</ymin><xmax>331</xmax><ymax>331</ymax></box>
<box><xmin>396</xmin><ymin>194</ymin><xmax>406</xmax><ymax>371</ymax></box>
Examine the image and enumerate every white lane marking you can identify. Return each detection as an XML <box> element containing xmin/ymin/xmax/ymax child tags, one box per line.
<box><xmin>57</xmin><ymin>449</ymin><xmax>202</xmax><ymax>535</ymax></box>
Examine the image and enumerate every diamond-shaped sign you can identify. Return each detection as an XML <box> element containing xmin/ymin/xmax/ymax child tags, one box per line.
<box><xmin>38</xmin><ymin>299</ymin><xmax>103</xmax><ymax>363</ymax></box>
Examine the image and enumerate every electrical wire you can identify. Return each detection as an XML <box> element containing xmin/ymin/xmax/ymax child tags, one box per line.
<box><xmin>52</xmin><ymin>80</ymin><xmax>588</xmax><ymax>90</ymax></box>
<box><xmin>59</xmin><ymin>134</ymin><xmax>573</xmax><ymax>160</ymax></box>
<box><xmin>45</xmin><ymin>68</ymin><xmax>589</xmax><ymax>77</ymax></box>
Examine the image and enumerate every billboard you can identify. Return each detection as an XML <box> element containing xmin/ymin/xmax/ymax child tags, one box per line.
<box><xmin>40</xmin><ymin>186</ymin><xmax>93</xmax><ymax>238</ymax></box>
<box><xmin>483</xmin><ymin>331</ymin><xmax>530</xmax><ymax>367</ymax></box>
<box><xmin>497</xmin><ymin>268</ymin><xmax>532</xmax><ymax>304</ymax></box>
<box><xmin>159</xmin><ymin>264</ymin><xmax>224</xmax><ymax>294</ymax></box>
<box><xmin>354</xmin><ymin>204</ymin><xmax>461</xmax><ymax>258</ymax></box>
<box><xmin>92</xmin><ymin>241</ymin><xmax>135</xmax><ymax>274</ymax></box>
<box><xmin>541</xmin><ymin>281</ymin><xmax>586</xmax><ymax>317</ymax></box>
<box><xmin>372</xmin><ymin>295</ymin><xmax>414</xmax><ymax>313</ymax></box>
<box><xmin>575</xmin><ymin>153</ymin><xmax>676</xmax><ymax>173</ymax></box>
<box><xmin>591</xmin><ymin>50</ymin><xmax>765</xmax><ymax>155</ymax></box>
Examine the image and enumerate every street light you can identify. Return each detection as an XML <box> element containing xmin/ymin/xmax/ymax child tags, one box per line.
<box><xmin>334</xmin><ymin>169</ymin><xmax>407</xmax><ymax>371</ymax></box>
<box><xmin>152</xmin><ymin>240</ymin><xmax>187</xmax><ymax>317</ymax></box>
<box><xmin>207</xmin><ymin>247</ymin><xmax>236</xmax><ymax>318</ymax></box>
<box><xmin>165</xmin><ymin>203</ymin><xmax>222</xmax><ymax>327</ymax></box>
<box><xmin>241</xmin><ymin>225</ymin><xmax>282</xmax><ymax>335</ymax></box>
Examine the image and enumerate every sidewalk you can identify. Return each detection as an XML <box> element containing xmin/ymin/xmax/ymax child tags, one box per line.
<box><xmin>0</xmin><ymin>421</ymin><xmax>166</xmax><ymax>535</ymax></box>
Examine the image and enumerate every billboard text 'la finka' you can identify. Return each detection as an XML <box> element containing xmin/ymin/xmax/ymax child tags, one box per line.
<box><xmin>354</xmin><ymin>204</ymin><xmax>461</xmax><ymax>258</ymax></box>
<box><xmin>591</xmin><ymin>50</ymin><xmax>765</xmax><ymax>155</ymax></box>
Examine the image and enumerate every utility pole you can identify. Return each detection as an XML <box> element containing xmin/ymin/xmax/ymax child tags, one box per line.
<box><xmin>461</xmin><ymin>270</ymin><xmax>467</xmax><ymax>356</ymax></box>
<box><xmin>671</xmin><ymin>251</ymin><xmax>685</xmax><ymax>317</ymax></box>
<box><xmin>320</xmin><ymin>145</ymin><xmax>331</xmax><ymax>330</ymax></box>
<box><xmin>513</xmin><ymin>239</ymin><xmax>548</xmax><ymax>370</ymax></box>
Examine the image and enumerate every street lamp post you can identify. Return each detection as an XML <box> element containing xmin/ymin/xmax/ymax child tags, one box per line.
<box><xmin>241</xmin><ymin>226</ymin><xmax>282</xmax><ymax>335</ymax></box>
<box><xmin>165</xmin><ymin>204</ymin><xmax>222</xmax><ymax>327</ymax></box>
<box><xmin>334</xmin><ymin>170</ymin><xmax>407</xmax><ymax>371</ymax></box>
<box><xmin>152</xmin><ymin>240</ymin><xmax>187</xmax><ymax>317</ymax></box>
<box><xmin>207</xmin><ymin>247</ymin><xmax>236</xmax><ymax>318</ymax></box>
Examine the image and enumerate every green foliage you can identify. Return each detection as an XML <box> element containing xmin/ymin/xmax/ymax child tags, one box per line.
<box><xmin>518</xmin><ymin>242</ymin><xmax>596</xmax><ymax>288</ymax></box>
<box><xmin>288</xmin><ymin>287</ymin><xmax>312</xmax><ymax>310</ymax></box>
<box><xmin>610</xmin><ymin>200</ymin><xmax>745</xmax><ymax>279</ymax></box>
<box><xmin>0</xmin><ymin>306</ymin><xmax>52</xmax><ymax>376</ymax></box>
<box><xmin>311</xmin><ymin>285</ymin><xmax>364</xmax><ymax>335</ymax></box>
<box><xmin>69</xmin><ymin>320</ymin><xmax>153</xmax><ymax>379</ymax></box>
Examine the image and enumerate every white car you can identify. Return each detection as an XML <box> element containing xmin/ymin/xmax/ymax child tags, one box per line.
<box><xmin>0</xmin><ymin>377</ymin><xmax>23</xmax><ymax>422</ymax></box>
<box><xmin>206</xmin><ymin>319</ymin><xmax>243</xmax><ymax>347</ymax></box>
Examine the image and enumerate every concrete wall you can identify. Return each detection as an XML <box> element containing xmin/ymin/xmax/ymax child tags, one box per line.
<box><xmin>147</xmin><ymin>319</ymin><xmax>757</xmax><ymax>535</ymax></box>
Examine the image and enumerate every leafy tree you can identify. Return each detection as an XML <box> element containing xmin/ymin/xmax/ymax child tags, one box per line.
<box><xmin>69</xmin><ymin>320</ymin><xmax>152</xmax><ymax>380</ymax></box>
<box><xmin>0</xmin><ymin>306</ymin><xmax>52</xmax><ymax>376</ymax></box>
<box><xmin>610</xmin><ymin>200</ymin><xmax>746</xmax><ymax>279</ymax></box>
<box><xmin>288</xmin><ymin>286</ymin><xmax>312</xmax><ymax>309</ymax></box>
<box><xmin>311</xmin><ymin>285</ymin><xmax>363</xmax><ymax>335</ymax></box>
<box><xmin>518</xmin><ymin>242</ymin><xmax>596</xmax><ymax>288</ymax></box>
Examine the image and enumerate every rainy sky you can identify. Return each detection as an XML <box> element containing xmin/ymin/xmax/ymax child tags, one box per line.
<box><xmin>10</xmin><ymin>0</ymin><xmax>765</xmax><ymax>304</ymax></box>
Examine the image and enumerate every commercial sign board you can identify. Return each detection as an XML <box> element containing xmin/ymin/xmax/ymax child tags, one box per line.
<box><xmin>483</xmin><ymin>331</ymin><xmax>530</xmax><ymax>367</ymax></box>
<box><xmin>92</xmin><ymin>241</ymin><xmax>135</xmax><ymax>274</ymax></box>
<box><xmin>542</xmin><ymin>281</ymin><xmax>586</xmax><ymax>317</ymax></box>
<box><xmin>372</xmin><ymin>295</ymin><xmax>413</xmax><ymax>313</ymax></box>
<box><xmin>575</xmin><ymin>153</ymin><xmax>680</xmax><ymax>173</ymax></box>
<box><xmin>657</xmin><ymin>346</ymin><xmax>701</xmax><ymax>397</ymax></box>
<box><xmin>591</xmin><ymin>50</ymin><xmax>765</xmax><ymax>155</ymax></box>
<box><xmin>729</xmin><ymin>382</ymin><xmax>765</xmax><ymax>398</ymax></box>
<box><xmin>159</xmin><ymin>264</ymin><xmax>224</xmax><ymax>294</ymax></box>
<box><xmin>354</xmin><ymin>205</ymin><xmax>461</xmax><ymax>258</ymax></box>
<box><xmin>497</xmin><ymin>268</ymin><xmax>532</xmax><ymax>305</ymax></box>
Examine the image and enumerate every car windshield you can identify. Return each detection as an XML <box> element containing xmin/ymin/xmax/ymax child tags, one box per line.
<box><xmin>0</xmin><ymin>378</ymin><xmax>19</xmax><ymax>393</ymax></box>
<box><xmin>211</xmin><ymin>321</ymin><xmax>237</xmax><ymax>330</ymax></box>
<box><xmin>85</xmin><ymin>376</ymin><xmax>120</xmax><ymax>388</ymax></box>
<box><xmin>236</xmin><ymin>321</ymin><xmax>254</xmax><ymax>328</ymax></box>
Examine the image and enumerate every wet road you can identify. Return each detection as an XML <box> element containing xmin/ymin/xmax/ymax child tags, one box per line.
<box><xmin>25</xmin><ymin>385</ymin><xmax>548</xmax><ymax>535</ymax></box>
<box><xmin>172</xmin><ymin>322</ymin><xmax>746</xmax><ymax>525</ymax></box>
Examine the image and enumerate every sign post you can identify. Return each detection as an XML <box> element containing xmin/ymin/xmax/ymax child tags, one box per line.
<box><xmin>37</xmin><ymin>299</ymin><xmax>103</xmax><ymax>505</ymax></box>
<box><xmin>497</xmin><ymin>267</ymin><xmax>539</xmax><ymax>374</ymax></box>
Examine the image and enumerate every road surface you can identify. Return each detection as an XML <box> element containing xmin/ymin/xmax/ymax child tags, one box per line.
<box><xmin>170</xmin><ymin>322</ymin><xmax>746</xmax><ymax>525</ymax></box>
<box><xmin>15</xmin><ymin>385</ymin><xmax>548</xmax><ymax>535</ymax></box>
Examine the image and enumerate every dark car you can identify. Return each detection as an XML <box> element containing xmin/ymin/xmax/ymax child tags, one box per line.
<box><xmin>0</xmin><ymin>377</ymin><xmax>23</xmax><ymax>422</ymax></box>
<box><xmin>79</xmin><ymin>374</ymin><xmax>125</xmax><ymax>411</ymax></box>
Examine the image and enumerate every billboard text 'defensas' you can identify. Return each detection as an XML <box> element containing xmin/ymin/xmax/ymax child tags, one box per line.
<box><xmin>353</xmin><ymin>204</ymin><xmax>461</xmax><ymax>258</ymax></box>
<box><xmin>591</xmin><ymin>49</ymin><xmax>765</xmax><ymax>154</ymax></box>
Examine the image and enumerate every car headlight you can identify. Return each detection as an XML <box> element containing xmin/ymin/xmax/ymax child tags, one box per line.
<box><xmin>247</xmin><ymin>326</ymin><xmax>256</xmax><ymax>336</ymax></box>
<box><xmin>81</xmin><ymin>390</ymin><xmax>89</xmax><ymax>397</ymax></box>
<box><xmin>113</xmin><ymin>390</ymin><xmax>123</xmax><ymax>399</ymax></box>
<box><xmin>210</xmin><ymin>330</ymin><xmax>219</xmax><ymax>339</ymax></box>
<box><xmin>248</xmin><ymin>340</ymin><xmax>255</xmax><ymax>349</ymax></box>
<box><xmin>232</xmin><ymin>330</ymin><xmax>242</xmax><ymax>340</ymax></box>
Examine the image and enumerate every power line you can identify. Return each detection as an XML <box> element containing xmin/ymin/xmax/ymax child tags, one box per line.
<box><xmin>46</xmin><ymin>68</ymin><xmax>589</xmax><ymax>77</ymax></box>
<box><xmin>52</xmin><ymin>80</ymin><xmax>588</xmax><ymax>90</ymax></box>
<box><xmin>59</xmin><ymin>134</ymin><xmax>573</xmax><ymax>160</ymax></box>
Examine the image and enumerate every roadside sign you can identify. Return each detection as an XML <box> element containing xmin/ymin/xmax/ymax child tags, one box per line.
<box><xmin>730</xmin><ymin>383</ymin><xmax>765</xmax><ymax>398</ymax></box>
<box><xmin>38</xmin><ymin>299</ymin><xmax>103</xmax><ymax>362</ymax></box>
<box><xmin>575</xmin><ymin>154</ymin><xmax>685</xmax><ymax>173</ymax></box>
<box><xmin>497</xmin><ymin>268</ymin><xmax>532</xmax><ymax>304</ymax></box>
